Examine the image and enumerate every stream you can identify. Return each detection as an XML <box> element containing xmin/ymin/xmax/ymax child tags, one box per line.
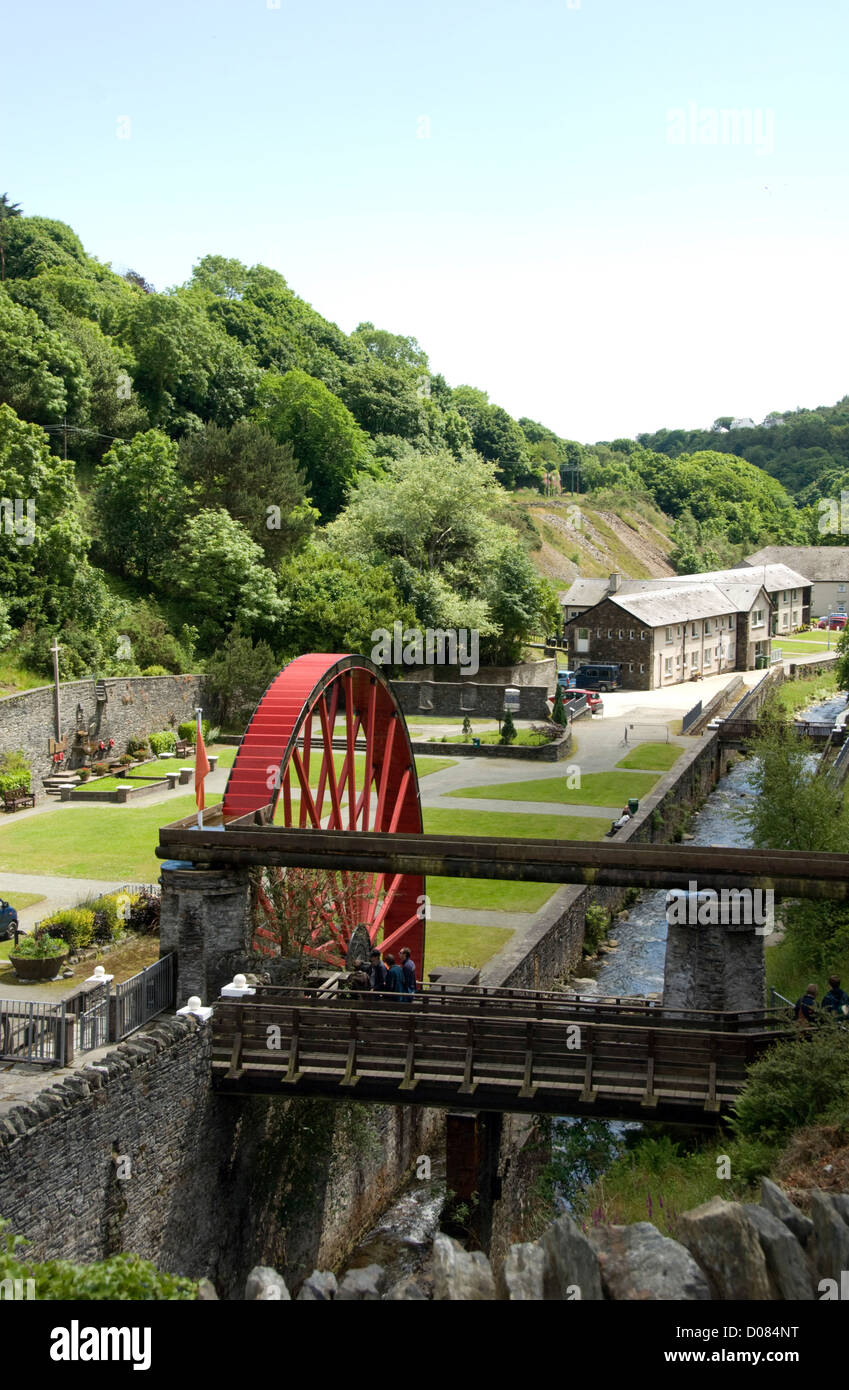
<box><xmin>338</xmin><ymin>688</ymin><xmax>848</xmax><ymax>1282</ymax></box>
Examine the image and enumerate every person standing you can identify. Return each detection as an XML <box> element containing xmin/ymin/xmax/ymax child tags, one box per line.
<box><xmin>400</xmin><ymin>947</ymin><xmax>417</xmax><ymax>1003</ymax></box>
<box><xmin>368</xmin><ymin>948</ymin><xmax>387</xmax><ymax>994</ymax></box>
<box><xmin>822</xmin><ymin>975</ymin><xmax>849</xmax><ymax>1017</ymax></box>
<box><xmin>384</xmin><ymin>953</ymin><xmax>405</xmax><ymax>999</ymax></box>
<box><xmin>793</xmin><ymin>983</ymin><xmax>819</xmax><ymax>1026</ymax></box>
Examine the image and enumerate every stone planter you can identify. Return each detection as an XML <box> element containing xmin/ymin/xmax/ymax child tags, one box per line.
<box><xmin>9</xmin><ymin>953</ymin><xmax>69</xmax><ymax>982</ymax></box>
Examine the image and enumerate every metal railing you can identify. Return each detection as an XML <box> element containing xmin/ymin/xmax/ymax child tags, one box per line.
<box><xmin>682</xmin><ymin>700</ymin><xmax>702</xmax><ymax>733</ymax></box>
<box><xmin>76</xmin><ymin>982</ymin><xmax>110</xmax><ymax>1051</ymax></box>
<box><xmin>113</xmin><ymin>954</ymin><xmax>175</xmax><ymax>1041</ymax></box>
<box><xmin>0</xmin><ymin>999</ymin><xmax>68</xmax><ymax>1065</ymax></box>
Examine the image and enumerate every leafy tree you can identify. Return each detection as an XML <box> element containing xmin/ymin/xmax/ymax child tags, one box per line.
<box><xmin>482</xmin><ymin>537</ymin><xmax>559</xmax><ymax>664</ymax></box>
<box><xmin>122</xmin><ymin>600</ymin><xmax>196</xmax><ymax>673</ymax></box>
<box><xmin>835</xmin><ymin>627</ymin><xmax>849</xmax><ymax>692</ymax></box>
<box><xmin>278</xmin><ymin>546</ymin><xmax>415</xmax><ymax>656</ymax></box>
<box><xmin>0</xmin><ymin>215</ymin><xmax>88</xmax><ymax>282</ymax></box>
<box><xmin>255</xmin><ymin>368</ymin><xmax>373</xmax><ymax>520</ymax></box>
<box><xmin>0</xmin><ymin>289</ymin><xmax>89</xmax><ymax>424</ymax></box>
<box><xmin>551</xmin><ymin>683</ymin><xmax>567</xmax><ymax>726</ymax></box>
<box><xmin>737</xmin><ymin>707</ymin><xmax>849</xmax><ymax>854</ymax></box>
<box><xmin>0</xmin><ymin>193</ymin><xmax>22</xmax><ymax>282</ymax></box>
<box><xmin>95</xmin><ymin>430</ymin><xmax>184</xmax><ymax>580</ymax></box>
<box><xmin>178</xmin><ymin>419</ymin><xmax>315</xmax><ymax>564</ymax></box>
<box><xmin>337</xmin><ymin>357</ymin><xmax>434</xmax><ymax>442</ymax></box>
<box><xmin>202</xmin><ymin>623</ymin><xmax>279</xmax><ymax>727</ymax></box>
<box><xmin>352</xmin><ymin>321</ymin><xmax>429</xmax><ymax>369</ymax></box>
<box><xmin>453</xmin><ymin>385</ymin><xmax>535</xmax><ymax>488</ymax></box>
<box><xmin>174</xmin><ymin>508</ymin><xmax>287</xmax><ymax>650</ymax></box>
<box><xmin>499</xmin><ymin>708</ymin><xmax>517</xmax><ymax>744</ymax></box>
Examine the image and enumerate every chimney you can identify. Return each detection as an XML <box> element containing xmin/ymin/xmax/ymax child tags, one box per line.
<box><xmin>609</xmin><ymin>572</ymin><xmax>622</xmax><ymax>594</ymax></box>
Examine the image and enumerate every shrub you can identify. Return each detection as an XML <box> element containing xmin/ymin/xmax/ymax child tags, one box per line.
<box><xmin>0</xmin><ymin>748</ymin><xmax>32</xmax><ymax>794</ymax></box>
<box><xmin>119</xmin><ymin>753</ymin><xmax>134</xmax><ymax>766</ymax></box>
<box><xmin>732</xmin><ymin>1024</ymin><xmax>849</xmax><ymax>1143</ymax></box>
<box><xmin>149</xmin><ymin>730</ymin><xmax>177</xmax><ymax>755</ymax></box>
<box><xmin>13</xmin><ymin>933</ymin><xmax>67</xmax><ymax>959</ymax></box>
<box><xmin>141</xmin><ymin>665</ymin><xmax>169</xmax><ymax>677</ymax></box>
<box><xmin>583</xmin><ymin>904</ymin><xmax>610</xmax><ymax>954</ymax></box>
<box><xmin>127</xmin><ymin>737</ymin><xmax>148</xmax><ymax>757</ymax></box>
<box><xmin>178</xmin><ymin>719</ymin><xmax>208</xmax><ymax>742</ymax></box>
<box><xmin>76</xmin><ymin>767</ymin><xmax>91</xmax><ymax>782</ymax></box>
<box><xmin>0</xmin><ymin>1220</ymin><xmax>198</xmax><ymax>1299</ymax></box>
<box><xmin>128</xmin><ymin>891</ymin><xmax>160</xmax><ymax>936</ymax></box>
<box><xmin>88</xmin><ymin>892</ymin><xmax>131</xmax><ymax>944</ymax></box>
<box><xmin>38</xmin><ymin>908</ymin><xmax>95</xmax><ymax>951</ymax></box>
<box><xmin>92</xmin><ymin>762</ymin><xmax>110</xmax><ymax>776</ymax></box>
<box><xmin>461</xmin><ymin>716</ymin><xmax>473</xmax><ymax>742</ymax></box>
<box><xmin>499</xmin><ymin>709</ymin><xmax>517</xmax><ymax>745</ymax></box>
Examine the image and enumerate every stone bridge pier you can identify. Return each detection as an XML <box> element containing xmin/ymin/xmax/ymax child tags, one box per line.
<box><xmin>662</xmin><ymin>911</ymin><xmax>766</xmax><ymax>1013</ymax></box>
<box><xmin>159</xmin><ymin>865</ymin><xmax>253</xmax><ymax>1006</ymax></box>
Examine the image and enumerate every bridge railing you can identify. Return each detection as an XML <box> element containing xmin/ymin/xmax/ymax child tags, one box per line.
<box><xmin>211</xmin><ymin>996</ymin><xmax>789</xmax><ymax>1120</ymax></box>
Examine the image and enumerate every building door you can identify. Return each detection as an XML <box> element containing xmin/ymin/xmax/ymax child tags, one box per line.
<box><xmin>575</xmin><ymin>627</ymin><xmax>590</xmax><ymax>654</ymax></box>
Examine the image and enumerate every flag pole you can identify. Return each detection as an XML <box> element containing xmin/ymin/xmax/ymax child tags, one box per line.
<box><xmin>196</xmin><ymin>706</ymin><xmax>203</xmax><ymax>830</ymax></box>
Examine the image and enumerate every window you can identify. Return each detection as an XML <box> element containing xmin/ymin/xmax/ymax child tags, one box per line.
<box><xmin>704</xmin><ymin>649</ymin><xmax>712</xmax><ymax>666</ymax></box>
<box><xmin>676</xmin><ymin>654</ymin><xmax>681</xmax><ymax>666</ymax></box>
<box><xmin>752</xmin><ymin>609</ymin><xmax>764</xmax><ymax>627</ymax></box>
<box><xmin>676</xmin><ymin>625</ymin><xmax>682</xmax><ymax>637</ymax></box>
<box><xmin>704</xmin><ymin>620</ymin><xmax>711</xmax><ymax>635</ymax></box>
<box><xmin>618</xmin><ymin>629</ymin><xmax>624</xmax><ymax>639</ymax></box>
<box><xmin>628</xmin><ymin>662</ymin><xmax>634</xmax><ymax>672</ymax></box>
<box><xmin>665</xmin><ymin>627</ymin><xmax>673</xmax><ymax>643</ymax></box>
<box><xmin>664</xmin><ymin>658</ymin><xmax>672</xmax><ymax>676</ymax></box>
<box><xmin>596</xmin><ymin>628</ymin><xmax>601</xmax><ymax>638</ymax></box>
<box><xmin>783</xmin><ymin>590</ymin><xmax>789</xmax><ymax>602</ymax></box>
<box><xmin>716</xmin><ymin>646</ymin><xmax>721</xmax><ymax>660</ymax></box>
<box><xmin>639</xmin><ymin>664</ymin><xmax>645</xmax><ymax>673</ymax></box>
<box><xmin>792</xmin><ymin>589</ymin><xmax>798</xmax><ymax>600</ymax></box>
<box><xmin>839</xmin><ymin>585</ymin><xmax>846</xmax><ymax>594</ymax></box>
<box><xmin>607</xmin><ymin>629</ymin><xmax>612</xmax><ymax>639</ymax></box>
<box><xmin>793</xmin><ymin>610</ymin><xmax>799</xmax><ymax>625</ymax></box>
<box><xmin>641</xmin><ymin>630</ymin><xmax>647</xmax><ymax>640</ymax></box>
<box><xmin>781</xmin><ymin>613</ymin><xmax>788</xmax><ymax>628</ymax></box>
<box><xmin>629</xmin><ymin>629</ymin><xmax>634</xmax><ymax>640</ymax></box>
<box><xmin>691</xmin><ymin>624</ymin><xmax>698</xmax><ymax>637</ymax></box>
<box><xmin>578</xmin><ymin>627</ymin><xmax>589</xmax><ymax>643</ymax></box>
<box><xmin>691</xmin><ymin>651</ymin><xmax>699</xmax><ymax>667</ymax></box>
<box><xmin>728</xmin><ymin>614</ymin><xmax>735</xmax><ymax>629</ymax></box>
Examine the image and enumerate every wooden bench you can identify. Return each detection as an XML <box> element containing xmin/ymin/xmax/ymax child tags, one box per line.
<box><xmin>3</xmin><ymin>787</ymin><xmax>35</xmax><ymax>813</ymax></box>
<box><xmin>175</xmin><ymin>739</ymin><xmax>193</xmax><ymax>757</ymax></box>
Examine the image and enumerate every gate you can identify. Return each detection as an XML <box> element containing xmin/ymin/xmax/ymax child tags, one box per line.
<box><xmin>0</xmin><ymin>999</ymin><xmax>68</xmax><ymax>1065</ymax></box>
<box><xmin>113</xmin><ymin>954</ymin><xmax>175</xmax><ymax>1040</ymax></box>
<box><xmin>76</xmin><ymin>981</ymin><xmax>110</xmax><ymax>1051</ymax></box>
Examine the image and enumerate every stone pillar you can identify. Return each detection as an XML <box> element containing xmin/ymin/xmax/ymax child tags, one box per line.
<box><xmin>159</xmin><ymin>866</ymin><xmax>253</xmax><ymax>1006</ymax></box>
<box><xmin>444</xmin><ymin>1110</ymin><xmax>503</xmax><ymax>1249</ymax></box>
<box><xmin>662</xmin><ymin>914</ymin><xmax>766</xmax><ymax>1013</ymax></box>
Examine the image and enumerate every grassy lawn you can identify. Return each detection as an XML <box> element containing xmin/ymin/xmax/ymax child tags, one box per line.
<box><xmin>3</xmin><ymin>892</ymin><xmax>45</xmax><ymax>911</ymax></box>
<box><xmin>616</xmin><ymin>742</ymin><xmax>684</xmax><ymax>771</ymax></box>
<box><xmin>445</xmin><ymin>769</ymin><xmax>659</xmax><ymax>806</ymax></box>
<box><xmin>423</xmin><ymin>807</ymin><xmax>609</xmax><ymax>841</ymax></box>
<box><xmin>773</xmin><ymin>672</ymin><xmax>839</xmax><ymax>717</ymax></box>
<box><xmin>429</xmin><ymin>877</ymin><xmax>557</xmax><ymax>912</ymax></box>
<box><xmin>442</xmin><ymin>729</ymin><xmax>554</xmax><ymax>747</ymax></box>
<box><xmin>0</xmin><ymin>794</ymin><xmax>199</xmax><ymax>880</ymax></box>
<box><xmin>74</xmin><ymin>776</ymin><xmax>173</xmax><ymax>793</ymax></box>
<box><xmin>423</xmin><ymin>921</ymin><xmax>512</xmax><ymax>975</ymax></box>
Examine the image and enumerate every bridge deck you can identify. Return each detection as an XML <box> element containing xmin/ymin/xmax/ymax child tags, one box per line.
<box><xmin>211</xmin><ymin>990</ymin><xmax>789</xmax><ymax>1125</ymax></box>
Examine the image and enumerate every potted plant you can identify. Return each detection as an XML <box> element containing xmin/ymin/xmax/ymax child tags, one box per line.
<box><xmin>9</xmin><ymin>933</ymin><xmax>69</xmax><ymax>982</ymax></box>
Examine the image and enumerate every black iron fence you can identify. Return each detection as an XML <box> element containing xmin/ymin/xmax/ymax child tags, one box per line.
<box><xmin>113</xmin><ymin>955</ymin><xmax>175</xmax><ymax>1041</ymax></box>
<box><xmin>0</xmin><ymin>999</ymin><xmax>69</xmax><ymax>1065</ymax></box>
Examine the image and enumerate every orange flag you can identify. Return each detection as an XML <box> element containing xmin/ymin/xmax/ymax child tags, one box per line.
<box><xmin>195</xmin><ymin>716</ymin><xmax>211</xmax><ymax>815</ymax></box>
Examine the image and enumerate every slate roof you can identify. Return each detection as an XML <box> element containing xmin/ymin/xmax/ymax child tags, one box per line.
<box><xmin>743</xmin><ymin>547</ymin><xmax>849</xmax><ymax>582</ymax></box>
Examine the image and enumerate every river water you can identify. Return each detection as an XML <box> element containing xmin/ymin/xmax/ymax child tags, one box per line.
<box><xmin>339</xmin><ymin>688</ymin><xmax>847</xmax><ymax>1282</ymax></box>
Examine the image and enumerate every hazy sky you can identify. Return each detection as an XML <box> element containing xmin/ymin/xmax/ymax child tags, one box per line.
<box><xmin>4</xmin><ymin>0</ymin><xmax>848</xmax><ymax>442</ymax></box>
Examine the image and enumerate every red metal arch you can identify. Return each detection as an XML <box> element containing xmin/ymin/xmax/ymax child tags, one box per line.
<box><xmin>222</xmin><ymin>654</ymin><xmax>425</xmax><ymax>971</ymax></box>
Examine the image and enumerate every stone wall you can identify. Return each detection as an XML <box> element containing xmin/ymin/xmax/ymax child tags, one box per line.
<box><xmin>0</xmin><ymin>1015</ymin><xmax>442</xmax><ymax>1295</ymax></box>
<box><xmin>410</xmin><ymin>729</ymin><xmax>573</xmax><ymax>762</ymax></box>
<box><xmin>391</xmin><ymin>680</ymin><xmax>551</xmax><ymax>720</ymax></box>
<box><xmin>0</xmin><ymin>674</ymin><xmax>203</xmax><ymax>778</ymax></box>
<box><xmin>408</xmin><ymin>660</ymin><xmax>556</xmax><ymax>688</ymax></box>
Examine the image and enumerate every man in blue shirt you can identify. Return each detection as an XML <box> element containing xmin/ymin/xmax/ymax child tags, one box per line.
<box><xmin>368</xmin><ymin>948</ymin><xmax>387</xmax><ymax>993</ymax></box>
<box><xmin>400</xmin><ymin>947</ymin><xmax>417</xmax><ymax>1003</ymax></box>
<box><xmin>384</xmin><ymin>953</ymin><xmax>405</xmax><ymax>999</ymax></box>
<box><xmin>822</xmin><ymin>975</ymin><xmax>849</xmax><ymax>1017</ymax></box>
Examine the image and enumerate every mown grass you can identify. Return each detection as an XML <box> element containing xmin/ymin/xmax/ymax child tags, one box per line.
<box><xmin>0</xmin><ymin>795</ymin><xmax>199</xmax><ymax>879</ymax></box>
<box><xmin>442</xmin><ymin>728</ymin><xmax>554</xmax><ymax>747</ymax></box>
<box><xmin>422</xmin><ymin>807</ymin><xmax>609</xmax><ymax>841</ymax></box>
<box><xmin>423</xmin><ymin>921</ymin><xmax>512</xmax><ymax>975</ymax></box>
<box><xmin>773</xmin><ymin>672</ymin><xmax>840</xmax><ymax>716</ymax></box>
<box><xmin>429</xmin><ymin>877</ymin><xmax>557</xmax><ymax>913</ymax></box>
<box><xmin>3</xmin><ymin>892</ymin><xmax>45</xmax><ymax>911</ymax></box>
<box><xmin>446</xmin><ymin>769</ymin><xmax>659</xmax><ymax>806</ymax></box>
<box><xmin>616</xmin><ymin>742</ymin><xmax>683</xmax><ymax>771</ymax></box>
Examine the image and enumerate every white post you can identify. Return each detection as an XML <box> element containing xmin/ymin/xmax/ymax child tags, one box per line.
<box><xmin>50</xmin><ymin>636</ymin><xmax>61</xmax><ymax>741</ymax></box>
<box><xmin>196</xmin><ymin>706</ymin><xmax>203</xmax><ymax>830</ymax></box>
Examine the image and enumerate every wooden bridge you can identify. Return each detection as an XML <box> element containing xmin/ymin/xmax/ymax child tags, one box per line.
<box><xmin>211</xmin><ymin>985</ymin><xmax>791</xmax><ymax>1126</ymax></box>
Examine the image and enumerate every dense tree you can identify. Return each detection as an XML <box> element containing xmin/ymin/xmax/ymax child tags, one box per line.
<box><xmin>174</xmin><ymin>508</ymin><xmax>287</xmax><ymax>650</ymax></box>
<box><xmin>0</xmin><ymin>194</ymin><xmax>22</xmax><ymax>282</ymax></box>
<box><xmin>256</xmin><ymin>368</ymin><xmax>373</xmax><ymax>520</ymax></box>
<box><xmin>278</xmin><ymin>546</ymin><xmax>415</xmax><ymax>657</ymax></box>
<box><xmin>202</xmin><ymin>623</ymin><xmax>280</xmax><ymax>727</ymax></box>
<box><xmin>95</xmin><ymin>431</ymin><xmax>184</xmax><ymax>580</ymax></box>
<box><xmin>453</xmin><ymin>385</ymin><xmax>537</xmax><ymax>488</ymax></box>
<box><xmin>178</xmin><ymin>420</ymin><xmax>315</xmax><ymax>564</ymax></box>
<box><xmin>351</xmin><ymin>321</ymin><xmax>429</xmax><ymax>370</ymax></box>
<box><xmin>0</xmin><ymin>290</ymin><xmax>89</xmax><ymax>424</ymax></box>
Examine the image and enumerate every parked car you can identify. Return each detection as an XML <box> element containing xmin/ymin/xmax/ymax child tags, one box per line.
<box><xmin>571</xmin><ymin>663</ymin><xmax>622</xmax><ymax>692</ymax></box>
<box><xmin>817</xmin><ymin>614</ymin><xmax>847</xmax><ymax>630</ymax></box>
<box><xmin>0</xmin><ymin>899</ymin><xmax>19</xmax><ymax>941</ymax></box>
<box><xmin>549</xmin><ymin>687</ymin><xmax>604</xmax><ymax>715</ymax></box>
<box><xmin>556</xmin><ymin>669</ymin><xmax>578</xmax><ymax>689</ymax></box>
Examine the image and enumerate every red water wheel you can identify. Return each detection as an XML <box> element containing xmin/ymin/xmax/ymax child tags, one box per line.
<box><xmin>222</xmin><ymin>654</ymin><xmax>425</xmax><ymax>971</ymax></box>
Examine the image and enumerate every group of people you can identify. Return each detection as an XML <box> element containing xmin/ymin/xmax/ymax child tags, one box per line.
<box><xmin>793</xmin><ymin>974</ymin><xmax>849</xmax><ymax>1025</ymax></box>
<box><xmin>347</xmin><ymin>946</ymin><xmax>418</xmax><ymax>1001</ymax></box>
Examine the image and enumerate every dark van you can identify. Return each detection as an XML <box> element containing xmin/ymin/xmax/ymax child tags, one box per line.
<box><xmin>571</xmin><ymin>663</ymin><xmax>622</xmax><ymax>692</ymax></box>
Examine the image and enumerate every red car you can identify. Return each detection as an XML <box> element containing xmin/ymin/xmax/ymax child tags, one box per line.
<box><xmin>549</xmin><ymin>687</ymin><xmax>604</xmax><ymax>714</ymax></box>
<box><xmin>817</xmin><ymin>615</ymin><xmax>847</xmax><ymax>630</ymax></box>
